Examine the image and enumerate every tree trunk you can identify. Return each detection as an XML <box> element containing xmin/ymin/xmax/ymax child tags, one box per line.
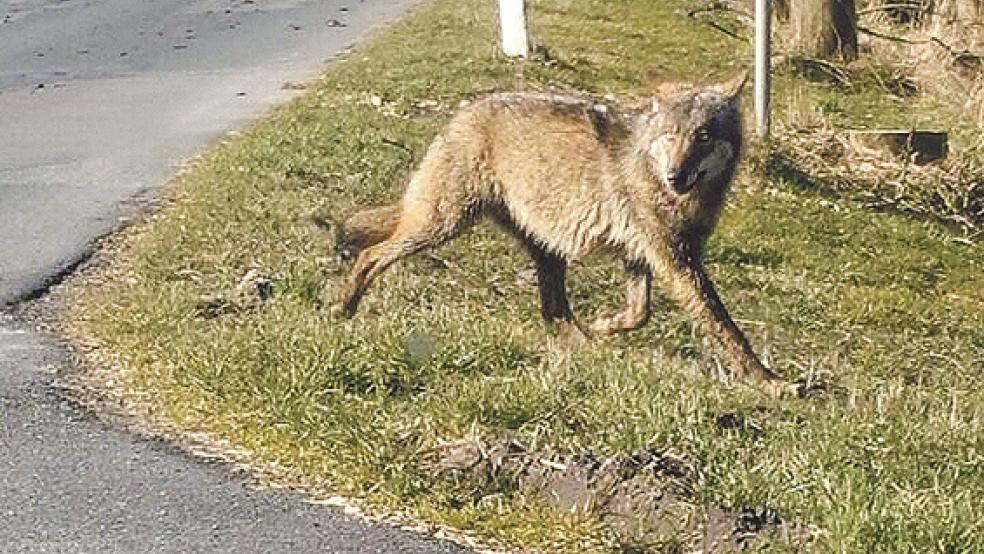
<box><xmin>790</xmin><ymin>0</ymin><xmax>859</xmax><ymax>61</ymax></box>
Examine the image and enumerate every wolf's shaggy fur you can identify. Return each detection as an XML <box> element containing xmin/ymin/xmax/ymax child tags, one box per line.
<box><xmin>335</xmin><ymin>74</ymin><xmax>788</xmax><ymax>396</ymax></box>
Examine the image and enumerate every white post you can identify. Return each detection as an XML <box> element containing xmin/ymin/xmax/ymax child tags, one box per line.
<box><xmin>754</xmin><ymin>0</ymin><xmax>771</xmax><ymax>138</ymax></box>
<box><xmin>499</xmin><ymin>0</ymin><xmax>529</xmax><ymax>58</ymax></box>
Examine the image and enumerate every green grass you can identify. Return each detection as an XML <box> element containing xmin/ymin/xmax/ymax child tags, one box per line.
<box><xmin>69</xmin><ymin>0</ymin><xmax>984</xmax><ymax>551</ymax></box>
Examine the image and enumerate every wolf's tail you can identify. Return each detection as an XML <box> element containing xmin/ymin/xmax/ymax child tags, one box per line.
<box><xmin>336</xmin><ymin>204</ymin><xmax>401</xmax><ymax>260</ymax></box>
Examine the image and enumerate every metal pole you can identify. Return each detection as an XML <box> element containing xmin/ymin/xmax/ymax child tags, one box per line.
<box><xmin>754</xmin><ymin>0</ymin><xmax>771</xmax><ymax>138</ymax></box>
<box><xmin>499</xmin><ymin>0</ymin><xmax>529</xmax><ymax>58</ymax></box>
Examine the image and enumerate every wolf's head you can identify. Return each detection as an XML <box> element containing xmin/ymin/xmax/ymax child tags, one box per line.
<box><xmin>638</xmin><ymin>73</ymin><xmax>748</xmax><ymax>196</ymax></box>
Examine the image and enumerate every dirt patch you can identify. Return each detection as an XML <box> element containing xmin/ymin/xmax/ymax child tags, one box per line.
<box><xmin>437</xmin><ymin>439</ymin><xmax>818</xmax><ymax>552</ymax></box>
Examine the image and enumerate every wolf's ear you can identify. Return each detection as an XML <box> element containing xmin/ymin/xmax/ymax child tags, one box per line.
<box><xmin>714</xmin><ymin>70</ymin><xmax>749</xmax><ymax>99</ymax></box>
<box><xmin>647</xmin><ymin>80</ymin><xmax>681</xmax><ymax>113</ymax></box>
<box><xmin>648</xmin><ymin>79</ymin><xmax>684</xmax><ymax>99</ymax></box>
<box><xmin>645</xmin><ymin>70</ymin><xmax>685</xmax><ymax>102</ymax></box>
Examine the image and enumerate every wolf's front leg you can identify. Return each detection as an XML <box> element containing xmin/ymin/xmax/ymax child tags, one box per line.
<box><xmin>527</xmin><ymin>245</ymin><xmax>589</xmax><ymax>346</ymax></box>
<box><xmin>589</xmin><ymin>263</ymin><xmax>651</xmax><ymax>335</ymax></box>
<box><xmin>650</xmin><ymin>242</ymin><xmax>789</xmax><ymax>397</ymax></box>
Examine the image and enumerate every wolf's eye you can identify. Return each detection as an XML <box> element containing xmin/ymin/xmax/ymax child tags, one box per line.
<box><xmin>696</xmin><ymin>129</ymin><xmax>712</xmax><ymax>143</ymax></box>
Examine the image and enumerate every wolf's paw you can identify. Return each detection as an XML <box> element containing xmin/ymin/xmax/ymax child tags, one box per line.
<box><xmin>588</xmin><ymin>313</ymin><xmax>619</xmax><ymax>336</ymax></box>
<box><xmin>556</xmin><ymin>320</ymin><xmax>591</xmax><ymax>348</ymax></box>
<box><xmin>330</xmin><ymin>295</ymin><xmax>359</xmax><ymax>319</ymax></box>
<box><xmin>329</xmin><ymin>303</ymin><xmax>348</xmax><ymax>319</ymax></box>
<box><xmin>588</xmin><ymin>309</ymin><xmax>646</xmax><ymax>336</ymax></box>
<box><xmin>757</xmin><ymin>377</ymin><xmax>800</xmax><ymax>400</ymax></box>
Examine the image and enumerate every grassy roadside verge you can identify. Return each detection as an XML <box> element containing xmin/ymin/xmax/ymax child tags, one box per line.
<box><xmin>67</xmin><ymin>0</ymin><xmax>983</xmax><ymax>552</ymax></box>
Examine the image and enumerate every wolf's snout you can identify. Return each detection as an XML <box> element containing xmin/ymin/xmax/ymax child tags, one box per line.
<box><xmin>665</xmin><ymin>169</ymin><xmax>692</xmax><ymax>193</ymax></box>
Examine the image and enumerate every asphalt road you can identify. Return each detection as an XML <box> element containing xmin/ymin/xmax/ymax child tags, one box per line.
<box><xmin>0</xmin><ymin>0</ymin><xmax>467</xmax><ymax>552</ymax></box>
<box><xmin>0</xmin><ymin>0</ymin><xmax>418</xmax><ymax>305</ymax></box>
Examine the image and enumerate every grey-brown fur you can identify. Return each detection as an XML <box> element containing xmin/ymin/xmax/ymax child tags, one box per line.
<box><xmin>334</xmin><ymin>74</ymin><xmax>789</xmax><ymax>397</ymax></box>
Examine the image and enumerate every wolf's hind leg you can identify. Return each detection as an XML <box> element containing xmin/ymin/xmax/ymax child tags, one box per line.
<box><xmin>589</xmin><ymin>262</ymin><xmax>651</xmax><ymax>335</ymax></box>
<box><xmin>335</xmin><ymin>206</ymin><xmax>461</xmax><ymax>318</ymax></box>
<box><xmin>337</xmin><ymin>204</ymin><xmax>402</xmax><ymax>260</ymax></box>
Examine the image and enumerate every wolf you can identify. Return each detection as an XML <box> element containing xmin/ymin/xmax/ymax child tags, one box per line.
<box><xmin>334</xmin><ymin>73</ymin><xmax>789</xmax><ymax>397</ymax></box>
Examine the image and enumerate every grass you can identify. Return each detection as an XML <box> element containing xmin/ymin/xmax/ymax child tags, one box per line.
<box><xmin>67</xmin><ymin>0</ymin><xmax>983</xmax><ymax>552</ymax></box>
